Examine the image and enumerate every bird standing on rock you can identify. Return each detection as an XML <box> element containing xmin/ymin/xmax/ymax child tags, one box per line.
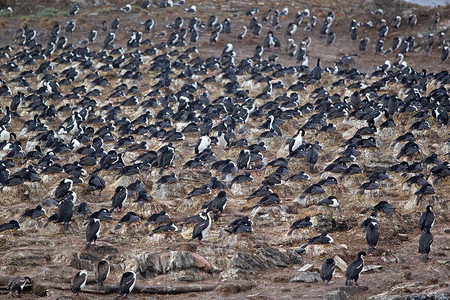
<box><xmin>115</xmin><ymin>271</ymin><xmax>136</xmax><ymax>300</ymax></box>
<box><xmin>71</xmin><ymin>270</ymin><xmax>87</xmax><ymax>295</ymax></box>
<box><xmin>96</xmin><ymin>259</ymin><xmax>110</xmax><ymax>290</ymax></box>
<box><xmin>286</xmin><ymin>216</ymin><xmax>313</xmax><ymax>236</ymax></box>
<box><xmin>8</xmin><ymin>276</ymin><xmax>31</xmax><ymax>298</ymax></box>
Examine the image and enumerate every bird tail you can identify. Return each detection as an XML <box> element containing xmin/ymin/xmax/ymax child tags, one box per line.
<box><xmin>43</xmin><ymin>221</ymin><xmax>50</xmax><ymax>228</ymax></box>
<box><xmin>114</xmin><ymin>223</ymin><xmax>122</xmax><ymax>230</ymax></box>
<box><xmin>18</xmin><ymin>217</ymin><xmax>25</xmax><ymax>223</ymax></box>
<box><xmin>85</xmin><ymin>242</ymin><xmax>90</xmax><ymax>250</ymax></box>
<box><xmin>323</xmin><ymin>280</ymin><xmax>329</xmax><ymax>285</ymax></box>
<box><xmin>109</xmin><ymin>208</ymin><xmax>115</xmax><ymax>213</ymax></box>
<box><xmin>286</xmin><ymin>229</ymin><xmax>293</xmax><ymax>236</ymax></box>
<box><xmin>422</xmin><ymin>254</ymin><xmax>427</xmax><ymax>262</ymax></box>
<box><xmin>64</xmin><ymin>222</ymin><xmax>69</xmax><ymax>231</ymax></box>
<box><xmin>416</xmin><ymin>194</ymin><xmax>422</xmax><ymax>205</ymax></box>
<box><xmin>97</xmin><ymin>282</ymin><xmax>102</xmax><ymax>291</ymax></box>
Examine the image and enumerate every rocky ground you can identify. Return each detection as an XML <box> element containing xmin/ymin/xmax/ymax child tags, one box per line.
<box><xmin>0</xmin><ymin>0</ymin><xmax>449</xmax><ymax>299</ymax></box>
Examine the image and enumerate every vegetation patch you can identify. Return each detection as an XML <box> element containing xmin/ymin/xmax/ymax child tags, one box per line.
<box><xmin>36</xmin><ymin>7</ymin><xmax>67</xmax><ymax>18</ymax></box>
<box><xmin>96</xmin><ymin>6</ymin><xmax>114</xmax><ymax>14</ymax></box>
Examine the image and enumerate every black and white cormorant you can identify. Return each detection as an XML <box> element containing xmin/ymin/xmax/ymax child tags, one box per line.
<box><xmin>418</xmin><ymin>205</ymin><xmax>435</xmax><ymax>232</ymax></box>
<box><xmin>418</xmin><ymin>228</ymin><xmax>433</xmax><ymax>261</ymax></box>
<box><xmin>96</xmin><ymin>259</ymin><xmax>110</xmax><ymax>290</ymax></box>
<box><xmin>150</xmin><ymin>221</ymin><xmax>177</xmax><ymax>235</ymax></box>
<box><xmin>202</xmin><ymin>190</ymin><xmax>227</xmax><ymax>220</ymax></box>
<box><xmin>18</xmin><ymin>205</ymin><xmax>46</xmax><ymax>222</ymax></box>
<box><xmin>110</xmin><ymin>186</ymin><xmax>128</xmax><ymax>212</ymax></box>
<box><xmin>345</xmin><ymin>251</ymin><xmax>366</xmax><ymax>286</ymax></box>
<box><xmin>115</xmin><ymin>212</ymin><xmax>140</xmax><ymax>230</ymax></box>
<box><xmin>85</xmin><ymin>218</ymin><xmax>100</xmax><ymax>250</ymax></box>
<box><xmin>191</xmin><ymin>209</ymin><xmax>212</xmax><ymax>244</ymax></box>
<box><xmin>366</xmin><ymin>219</ymin><xmax>380</xmax><ymax>253</ymax></box>
<box><xmin>236</xmin><ymin>149</ymin><xmax>251</xmax><ymax>170</ymax></box>
<box><xmin>71</xmin><ymin>270</ymin><xmax>87</xmax><ymax>295</ymax></box>
<box><xmin>300</xmin><ymin>231</ymin><xmax>334</xmax><ymax>248</ymax></box>
<box><xmin>54</xmin><ymin>178</ymin><xmax>73</xmax><ymax>199</ymax></box>
<box><xmin>8</xmin><ymin>276</ymin><xmax>31</xmax><ymax>298</ymax></box>
<box><xmin>114</xmin><ymin>271</ymin><xmax>136</xmax><ymax>300</ymax></box>
<box><xmin>317</xmin><ymin>196</ymin><xmax>339</xmax><ymax>207</ymax></box>
<box><xmin>57</xmin><ymin>198</ymin><xmax>74</xmax><ymax>230</ymax></box>
<box><xmin>286</xmin><ymin>216</ymin><xmax>313</xmax><ymax>236</ymax></box>
<box><xmin>320</xmin><ymin>258</ymin><xmax>335</xmax><ymax>285</ymax></box>
<box><xmin>0</xmin><ymin>220</ymin><xmax>20</xmax><ymax>232</ymax></box>
<box><xmin>88</xmin><ymin>174</ymin><xmax>106</xmax><ymax>194</ymax></box>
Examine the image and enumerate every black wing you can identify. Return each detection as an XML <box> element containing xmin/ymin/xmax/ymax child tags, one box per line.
<box><xmin>192</xmin><ymin>218</ymin><xmax>209</xmax><ymax>239</ymax></box>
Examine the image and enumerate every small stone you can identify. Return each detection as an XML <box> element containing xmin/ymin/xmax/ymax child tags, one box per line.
<box><xmin>397</xmin><ymin>233</ymin><xmax>408</xmax><ymax>241</ymax></box>
<box><xmin>32</xmin><ymin>282</ymin><xmax>47</xmax><ymax>297</ymax></box>
<box><xmin>285</xmin><ymin>249</ymin><xmax>304</xmax><ymax>265</ymax></box>
<box><xmin>290</xmin><ymin>272</ymin><xmax>321</xmax><ymax>283</ymax></box>
<box><xmin>443</xmin><ymin>228</ymin><xmax>450</xmax><ymax>234</ymax></box>
<box><xmin>362</xmin><ymin>265</ymin><xmax>382</xmax><ymax>273</ymax></box>
<box><xmin>403</xmin><ymin>272</ymin><xmax>412</xmax><ymax>280</ymax></box>
<box><xmin>299</xmin><ymin>263</ymin><xmax>313</xmax><ymax>272</ymax></box>
<box><xmin>324</xmin><ymin>290</ymin><xmax>348</xmax><ymax>300</ymax></box>
<box><xmin>339</xmin><ymin>286</ymin><xmax>368</xmax><ymax>295</ymax></box>
<box><xmin>334</xmin><ymin>256</ymin><xmax>348</xmax><ymax>272</ymax></box>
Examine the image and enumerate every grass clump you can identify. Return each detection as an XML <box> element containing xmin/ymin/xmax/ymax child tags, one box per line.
<box><xmin>36</xmin><ymin>7</ymin><xmax>67</xmax><ymax>18</ymax></box>
<box><xmin>97</xmin><ymin>6</ymin><xmax>114</xmax><ymax>14</ymax></box>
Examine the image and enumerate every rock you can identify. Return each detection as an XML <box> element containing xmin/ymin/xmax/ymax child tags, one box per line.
<box><xmin>324</xmin><ymin>290</ymin><xmax>348</xmax><ymax>300</ymax></box>
<box><xmin>334</xmin><ymin>256</ymin><xmax>348</xmax><ymax>272</ymax></box>
<box><xmin>250</xmin><ymin>206</ymin><xmax>288</xmax><ymax>227</ymax></box>
<box><xmin>32</xmin><ymin>282</ymin><xmax>47</xmax><ymax>297</ymax></box>
<box><xmin>138</xmin><ymin>251</ymin><xmax>213</xmax><ymax>279</ymax></box>
<box><xmin>231</xmin><ymin>182</ymin><xmax>257</xmax><ymax>197</ymax></box>
<box><xmin>339</xmin><ymin>286</ymin><xmax>368</xmax><ymax>295</ymax></box>
<box><xmin>397</xmin><ymin>233</ymin><xmax>408</xmax><ymax>241</ymax></box>
<box><xmin>293</xmin><ymin>194</ymin><xmax>323</xmax><ymax>208</ymax></box>
<box><xmin>257</xmin><ymin>246</ymin><xmax>290</xmax><ymax>268</ymax></box>
<box><xmin>221</xmin><ymin>246</ymin><xmax>294</xmax><ymax>280</ymax></box>
<box><xmin>285</xmin><ymin>249</ymin><xmax>303</xmax><ymax>265</ymax></box>
<box><xmin>298</xmin><ymin>263</ymin><xmax>313</xmax><ymax>272</ymax></box>
<box><xmin>215</xmin><ymin>281</ymin><xmax>255</xmax><ymax>294</ymax></box>
<box><xmin>362</xmin><ymin>265</ymin><xmax>382</xmax><ymax>273</ymax></box>
<box><xmin>311</xmin><ymin>214</ymin><xmax>334</xmax><ymax>232</ymax></box>
<box><xmin>304</xmin><ymin>244</ymin><xmax>336</xmax><ymax>256</ymax></box>
<box><xmin>290</xmin><ymin>272</ymin><xmax>321</xmax><ymax>283</ymax></box>
<box><xmin>367</xmin><ymin>293</ymin><xmax>407</xmax><ymax>300</ymax></box>
<box><xmin>363</xmin><ymin>154</ymin><xmax>398</xmax><ymax>173</ymax></box>
<box><xmin>172</xmin><ymin>269</ymin><xmax>208</xmax><ymax>282</ymax></box>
